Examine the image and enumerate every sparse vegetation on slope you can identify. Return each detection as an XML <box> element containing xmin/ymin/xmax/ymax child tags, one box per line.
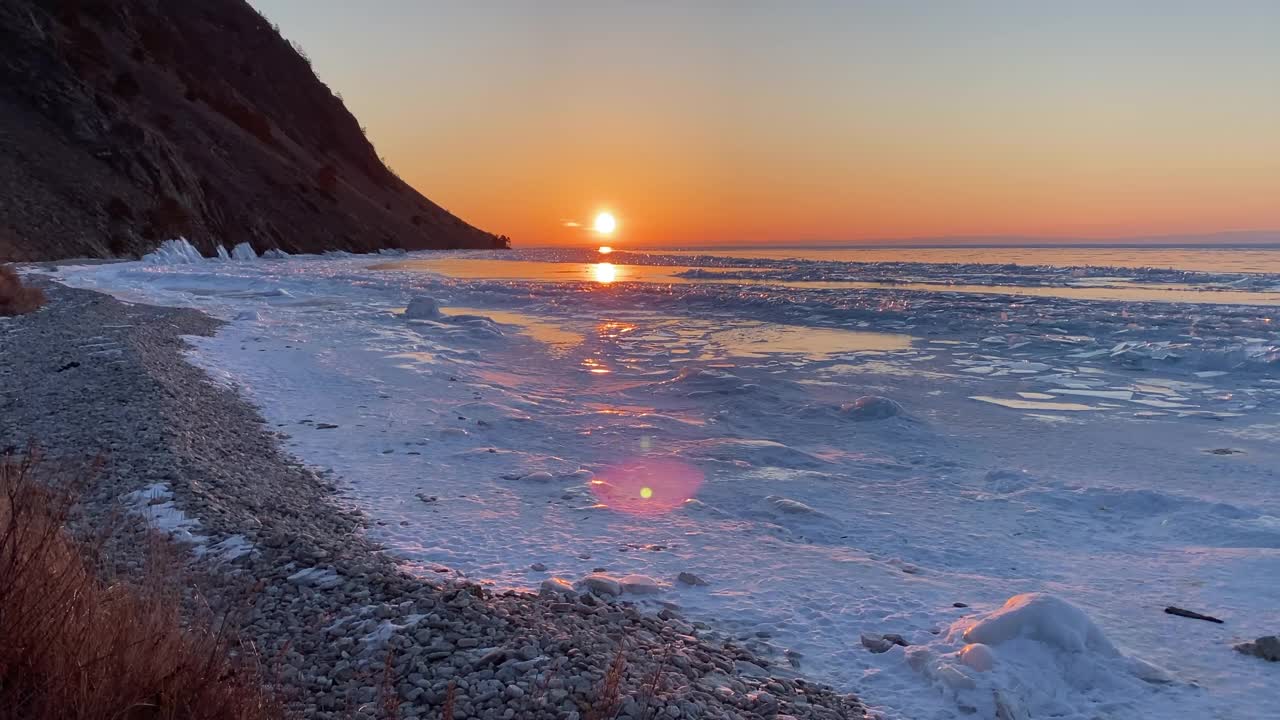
<box><xmin>0</xmin><ymin>0</ymin><xmax>506</xmax><ymax>261</ymax></box>
<box><xmin>0</xmin><ymin>265</ymin><xmax>46</xmax><ymax>316</ymax></box>
<box><xmin>0</xmin><ymin>448</ymin><xmax>283</xmax><ymax>720</ymax></box>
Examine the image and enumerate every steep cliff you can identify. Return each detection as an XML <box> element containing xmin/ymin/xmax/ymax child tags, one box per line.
<box><xmin>0</xmin><ymin>0</ymin><xmax>508</xmax><ymax>261</ymax></box>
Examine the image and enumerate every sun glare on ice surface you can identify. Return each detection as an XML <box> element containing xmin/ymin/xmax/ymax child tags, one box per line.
<box><xmin>592</xmin><ymin>262</ymin><xmax>617</xmax><ymax>284</ymax></box>
<box><xmin>598</xmin><ymin>246</ymin><xmax>613</xmax><ymax>254</ymax></box>
<box><xmin>593</xmin><ymin>212</ymin><xmax>617</xmax><ymax>235</ymax></box>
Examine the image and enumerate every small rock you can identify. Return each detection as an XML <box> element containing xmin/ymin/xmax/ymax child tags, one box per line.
<box><xmin>619</xmin><ymin>574</ymin><xmax>662</xmax><ymax>594</ymax></box>
<box><xmin>677</xmin><ymin>572</ymin><xmax>708</xmax><ymax>587</ymax></box>
<box><xmin>539</xmin><ymin>578</ymin><xmax>575</xmax><ymax>596</ymax></box>
<box><xmin>860</xmin><ymin>633</ymin><xmax>909</xmax><ymax>654</ymax></box>
<box><xmin>530</xmin><ymin>562</ymin><xmax>547</xmax><ymax>571</ymax></box>
<box><xmin>1235</xmin><ymin>636</ymin><xmax>1280</xmax><ymax>662</ymax></box>
<box><xmin>580</xmin><ymin>574</ymin><xmax>622</xmax><ymax>596</ymax></box>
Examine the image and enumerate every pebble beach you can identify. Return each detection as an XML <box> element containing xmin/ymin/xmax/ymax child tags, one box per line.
<box><xmin>0</xmin><ymin>280</ymin><xmax>866</xmax><ymax>720</ymax></box>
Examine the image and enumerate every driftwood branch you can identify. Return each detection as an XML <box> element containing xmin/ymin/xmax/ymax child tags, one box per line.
<box><xmin>1164</xmin><ymin>606</ymin><xmax>1224</xmax><ymax>623</ymax></box>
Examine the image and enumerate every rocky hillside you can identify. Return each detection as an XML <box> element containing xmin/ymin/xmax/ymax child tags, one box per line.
<box><xmin>0</xmin><ymin>0</ymin><xmax>507</xmax><ymax>261</ymax></box>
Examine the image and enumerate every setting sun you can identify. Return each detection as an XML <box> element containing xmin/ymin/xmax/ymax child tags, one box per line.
<box><xmin>593</xmin><ymin>212</ymin><xmax>617</xmax><ymax>235</ymax></box>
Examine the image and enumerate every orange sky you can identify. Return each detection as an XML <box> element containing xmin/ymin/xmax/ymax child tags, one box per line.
<box><xmin>255</xmin><ymin>1</ymin><xmax>1280</xmax><ymax>247</ymax></box>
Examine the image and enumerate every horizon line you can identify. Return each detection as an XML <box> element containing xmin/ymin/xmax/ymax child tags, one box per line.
<box><xmin>522</xmin><ymin>229</ymin><xmax>1280</xmax><ymax>250</ymax></box>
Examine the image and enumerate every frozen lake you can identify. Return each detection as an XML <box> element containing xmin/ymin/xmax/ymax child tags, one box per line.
<box><xmin>59</xmin><ymin>244</ymin><xmax>1279</xmax><ymax>720</ymax></box>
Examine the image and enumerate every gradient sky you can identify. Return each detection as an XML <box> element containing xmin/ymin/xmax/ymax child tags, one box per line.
<box><xmin>251</xmin><ymin>1</ymin><xmax>1280</xmax><ymax>247</ymax></box>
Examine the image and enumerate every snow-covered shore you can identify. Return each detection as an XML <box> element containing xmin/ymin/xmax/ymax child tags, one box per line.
<box><xmin>50</xmin><ymin>242</ymin><xmax>1280</xmax><ymax>719</ymax></box>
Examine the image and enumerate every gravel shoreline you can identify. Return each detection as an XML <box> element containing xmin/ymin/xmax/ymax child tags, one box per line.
<box><xmin>0</xmin><ymin>281</ymin><xmax>868</xmax><ymax>720</ymax></box>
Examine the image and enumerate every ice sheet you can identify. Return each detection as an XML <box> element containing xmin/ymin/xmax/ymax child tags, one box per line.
<box><xmin>57</xmin><ymin>244</ymin><xmax>1280</xmax><ymax>720</ymax></box>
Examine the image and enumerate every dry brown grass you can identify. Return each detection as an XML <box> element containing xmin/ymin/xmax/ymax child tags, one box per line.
<box><xmin>0</xmin><ymin>265</ymin><xmax>46</xmax><ymax>316</ymax></box>
<box><xmin>377</xmin><ymin>650</ymin><xmax>401</xmax><ymax>719</ymax></box>
<box><xmin>0</xmin><ymin>447</ymin><xmax>285</xmax><ymax>720</ymax></box>
<box><xmin>634</xmin><ymin>651</ymin><xmax>671</xmax><ymax>720</ymax></box>
<box><xmin>439</xmin><ymin>680</ymin><xmax>455</xmax><ymax>720</ymax></box>
<box><xmin>584</xmin><ymin>648</ymin><xmax>627</xmax><ymax>720</ymax></box>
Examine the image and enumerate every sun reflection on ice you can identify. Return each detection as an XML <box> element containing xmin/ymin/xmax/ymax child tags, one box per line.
<box><xmin>592</xmin><ymin>262</ymin><xmax>617</xmax><ymax>284</ymax></box>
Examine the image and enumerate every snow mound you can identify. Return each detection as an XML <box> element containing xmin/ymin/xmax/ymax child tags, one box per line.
<box><xmin>143</xmin><ymin>238</ymin><xmax>205</xmax><ymax>264</ymax></box>
<box><xmin>660</xmin><ymin>366</ymin><xmax>751</xmax><ymax>394</ymax></box>
<box><xmin>840</xmin><ymin>395</ymin><xmax>903</xmax><ymax>421</ymax></box>
<box><xmin>912</xmin><ymin>593</ymin><xmax>1174</xmax><ymax>718</ymax></box>
<box><xmin>287</xmin><ymin>567</ymin><xmax>341</xmax><ymax>589</ymax></box>
<box><xmin>766</xmin><ymin>495</ymin><xmax>825</xmax><ymax>516</ymax></box>
<box><xmin>688</xmin><ymin>438</ymin><xmax>826</xmax><ymax>468</ymax></box>
<box><xmin>121</xmin><ymin>483</ymin><xmax>206</xmax><ymax>545</ymax></box>
<box><xmin>230</xmin><ymin>242</ymin><xmax>258</xmax><ymax>261</ymax></box>
<box><xmin>982</xmin><ymin>468</ymin><xmax>1036</xmax><ymax>494</ymax></box>
<box><xmin>439</xmin><ymin>314</ymin><xmax>504</xmax><ymax>338</ymax></box>
<box><xmin>963</xmin><ymin>593</ymin><xmax>1117</xmax><ymax>653</ymax></box>
<box><xmin>405</xmin><ymin>296</ymin><xmax>441</xmax><ymax>319</ymax></box>
<box><xmin>451</xmin><ymin>401</ymin><xmax>535</xmax><ymax>424</ymax></box>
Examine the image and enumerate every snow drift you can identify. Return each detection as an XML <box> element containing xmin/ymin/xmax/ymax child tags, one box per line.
<box><xmin>909</xmin><ymin>593</ymin><xmax>1173</xmax><ymax>719</ymax></box>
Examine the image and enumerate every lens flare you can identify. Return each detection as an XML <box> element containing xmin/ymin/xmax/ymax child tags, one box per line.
<box><xmin>591</xmin><ymin>459</ymin><xmax>703</xmax><ymax>515</ymax></box>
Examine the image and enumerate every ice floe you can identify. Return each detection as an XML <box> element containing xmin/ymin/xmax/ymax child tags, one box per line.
<box><xmin>143</xmin><ymin>237</ymin><xmax>207</xmax><ymax>264</ymax></box>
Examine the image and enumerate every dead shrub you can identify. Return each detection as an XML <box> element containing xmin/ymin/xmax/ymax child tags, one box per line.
<box><xmin>440</xmin><ymin>681</ymin><xmax>456</xmax><ymax>720</ymax></box>
<box><xmin>584</xmin><ymin>648</ymin><xmax>627</xmax><ymax>720</ymax></box>
<box><xmin>377</xmin><ymin>651</ymin><xmax>401</xmax><ymax>719</ymax></box>
<box><xmin>0</xmin><ymin>265</ymin><xmax>46</xmax><ymax>316</ymax></box>
<box><xmin>0</xmin><ymin>447</ymin><xmax>285</xmax><ymax>720</ymax></box>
